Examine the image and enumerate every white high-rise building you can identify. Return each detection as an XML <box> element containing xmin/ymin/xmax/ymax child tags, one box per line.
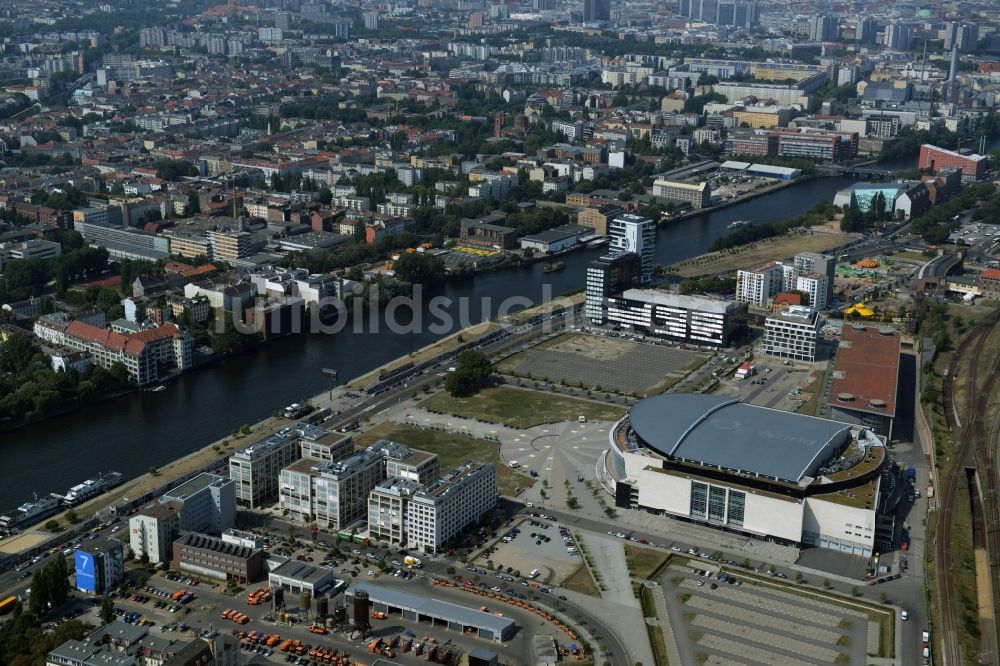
<box><xmin>736</xmin><ymin>261</ymin><xmax>793</xmax><ymax>308</ymax></box>
<box><xmin>161</xmin><ymin>473</ymin><xmax>235</xmax><ymax>536</ymax></box>
<box><xmin>794</xmin><ymin>273</ymin><xmax>829</xmax><ymax>311</ymax></box>
<box><xmin>608</xmin><ymin>213</ymin><xmax>656</xmax><ymax>284</ymax></box>
<box><xmin>406</xmin><ymin>461</ymin><xmax>497</xmax><ymax>554</ymax></box>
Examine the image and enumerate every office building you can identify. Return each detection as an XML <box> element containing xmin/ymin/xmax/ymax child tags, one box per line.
<box><xmin>585</xmin><ymin>253</ymin><xmax>642</xmax><ymax>323</ymax></box>
<box><xmin>604</xmin><ymin>289</ymin><xmax>747</xmax><ymax>347</ymax></box>
<box><xmin>763</xmin><ymin>305</ymin><xmax>821</xmax><ymax>362</ymax></box>
<box><xmin>161</xmin><ymin>473</ymin><xmax>235</xmax><ymax>536</ymax></box>
<box><xmin>606</xmin><ymin>394</ymin><xmax>886</xmax><ymax>557</ymax></box>
<box><xmin>582</xmin><ymin>0</ymin><xmax>610</xmax><ymax>22</ymax></box>
<box><xmin>172</xmin><ymin>532</ymin><xmax>264</xmax><ymax>584</ymax></box>
<box><xmin>725</xmin><ymin>132</ymin><xmax>779</xmax><ymax>157</ymax></box>
<box><xmin>827</xmin><ymin>325</ymin><xmax>900</xmax><ymax>438</ymax></box>
<box><xmin>229</xmin><ymin>427</ymin><xmax>301</xmax><ymax>509</ymax></box>
<box><xmin>74</xmin><ymin>539</ymin><xmax>124</xmax><ymax>595</ymax></box>
<box><xmin>856</xmin><ymin>18</ymin><xmax>878</xmax><ymax>45</ymax></box>
<box><xmin>609</xmin><ymin>213</ymin><xmax>656</xmax><ymax>284</ymax></box>
<box><xmin>370</xmin><ymin>439</ymin><xmax>441</xmax><ymax>485</ymax></box>
<box><xmin>793</xmin><ymin>252</ymin><xmax>836</xmax><ymax>304</ymax></box>
<box><xmin>128</xmin><ymin>501</ymin><xmax>181</xmax><ymax>564</ymax></box>
<box><xmin>368</xmin><ymin>477</ymin><xmax>422</xmax><ymax>545</ymax></box>
<box><xmin>278</xmin><ymin>449</ymin><xmax>384</xmax><ymax>530</ymax></box>
<box><xmin>810</xmin><ymin>15</ymin><xmax>837</xmax><ymax>42</ymax></box>
<box><xmin>298</xmin><ymin>426</ymin><xmax>355</xmax><ymax>463</ymax></box>
<box><xmin>651</xmin><ymin>179</ymin><xmax>711</xmax><ymax>209</ymax></box>
<box><xmin>407</xmin><ymin>461</ymin><xmax>497</xmax><ymax>554</ymax></box>
<box><xmin>918</xmin><ymin>144</ymin><xmax>988</xmax><ymax>182</ymax></box>
<box><xmin>363</xmin><ymin>11</ymin><xmax>380</xmax><ymax>30</ymax></box>
<box><xmin>884</xmin><ymin>23</ymin><xmax>912</xmax><ymax>51</ymax></box>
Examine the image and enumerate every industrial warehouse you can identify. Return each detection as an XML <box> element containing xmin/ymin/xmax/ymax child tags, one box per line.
<box><xmin>346</xmin><ymin>584</ymin><xmax>517</xmax><ymax>643</ymax></box>
<box><xmin>604</xmin><ymin>394</ymin><xmax>891</xmax><ymax>557</ymax></box>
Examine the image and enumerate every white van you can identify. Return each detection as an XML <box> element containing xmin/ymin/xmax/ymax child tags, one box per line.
<box><xmin>528</xmin><ymin>569</ymin><xmax>540</xmax><ymax>579</ymax></box>
<box><xmin>578</xmin><ymin>415</ymin><xmax>587</xmax><ymax>423</ymax></box>
<box><xmin>509</xmin><ymin>461</ymin><xmax>520</xmax><ymax>469</ymax></box>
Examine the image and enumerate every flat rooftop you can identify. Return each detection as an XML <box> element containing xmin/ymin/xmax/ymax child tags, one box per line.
<box><xmin>827</xmin><ymin>325</ymin><xmax>901</xmax><ymax>418</ymax></box>
<box><xmin>628</xmin><ymin>394</ymin><xmax>851</xmax><ymax>483</ymax></box>
<box><xmin>269</xmin><ymin>559</ymin><xmax>338</xmax><ymax>586</ymax></box>
<box><xmin>348</xmin><ymin>583</ymin><xmax>515</xmax><ymax>636</ymax></box>
<box><xmin>163</xmin><ymin>472</ymin><xmax>229</xmax><ymax>501</ymax></box>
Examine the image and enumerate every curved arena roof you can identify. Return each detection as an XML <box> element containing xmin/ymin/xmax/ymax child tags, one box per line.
<box><xmin>628</xmin><ymin>394</ymin><xmax>852</xmax><ymax>483</ymax></box>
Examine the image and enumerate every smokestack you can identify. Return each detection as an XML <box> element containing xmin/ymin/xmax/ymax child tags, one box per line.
<box><xmin>949</xmin><ymin>45</ymin><xmax>958</xmax><ymax>82</ymax></box>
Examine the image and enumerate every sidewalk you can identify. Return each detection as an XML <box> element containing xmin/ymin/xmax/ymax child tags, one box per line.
<box><xmin>575</xmin><ymin>532</ymin><xmax>655</xmax><ymax>666</ymax></box>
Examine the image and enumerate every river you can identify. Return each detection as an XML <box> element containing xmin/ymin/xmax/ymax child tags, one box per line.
<box><xmin>0</xmin><ymin>171</ymin><xmax>882</xmax><ymax>508</ymax></box>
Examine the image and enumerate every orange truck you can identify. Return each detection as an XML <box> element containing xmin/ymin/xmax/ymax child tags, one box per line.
<box><xmin>266</xmin><ymin>635</ymin><xmax>281</xmax><ymax>647</ymax></box>
<box><xmin>171</xmin><ymin>590</ymin><xmax>185</xmax><ymax>601</ymax></box>
<box><xmin>371</xmin><ymin>610</ymin><xmax>386</xmax><ymax>620</ymax></box>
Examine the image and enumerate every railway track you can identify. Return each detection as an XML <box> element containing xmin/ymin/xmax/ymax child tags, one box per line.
<box><xmin>936</xmin><ymin>311</ymin><xmax>1000</xmax><ymax>666</ymax></box>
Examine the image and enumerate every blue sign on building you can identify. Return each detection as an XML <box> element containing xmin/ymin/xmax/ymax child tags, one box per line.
<box><xmin>75</xmin><ymin>550</ymin><xmax>96</xmax><ymax>593</ymax></box>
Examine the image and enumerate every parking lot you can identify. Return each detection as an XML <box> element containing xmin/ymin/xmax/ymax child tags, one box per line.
<box><xmin>714</xmin><ymin>361</ymin><xmax>821</xmax><ymax>414</ymax></box>
<box><xmin>661</xmin><ymin>562</ymin><xmax>875</xmax><ymax>665</ymax></box>
<box><xmin>498</xmin><ymin>331</ymin><xmax>704</xmax><ymax>394</ymax></box>
<box><xmin>473</xmin><ymin>517</ymin><xmax>581</xmax><ymax>586</ymax></box>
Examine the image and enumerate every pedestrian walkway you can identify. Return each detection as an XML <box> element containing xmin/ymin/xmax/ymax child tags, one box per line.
<box><xmin>581</xmin><ymin>532</ymin><xmax>636</xmax><ymax>608</ymax></box>
<box><xmin>648</xmin><ymin>582</ymin><xmax>683</xmax><ymax>666</ymax></box>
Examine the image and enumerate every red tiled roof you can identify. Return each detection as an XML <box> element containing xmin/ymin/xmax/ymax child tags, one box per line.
<box><xmin>66</xmin><ymin>320</ymin><xmax>130</xmax><ymax>353</ymax></box>
<box><xmin>982</xmin><ymin>268</ymin><xmax>1000</xmax><ymax>281</ymax></box>
<box><xmin>65</xmin><ymin>321</ymin><xmax>179</xmax><ymax>358</ymax></box>
<box><xmin>827</xmin><ymin>325</ymin><xmax>901</xmax><ymax>418</ymax></box>
<box><xmin>774</xmin><ymin>292</ymin><xmax>802</xmax><ymax>305</ymax></box>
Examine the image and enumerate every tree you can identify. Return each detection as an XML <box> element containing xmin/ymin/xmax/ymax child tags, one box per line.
<box><xmin>445</xmin><ymin>350</ymin><xmax>492</xmax><ymax>397</ymax></box>
<box><xmin>99</xmin><ymin>596</ymin><xmax>115</xmax><ymax>625</ymax></box>
<box><xmin>392</xmin><ymin>252</ymin><xmax>445</xmax><ymax>288</ymax></box>
<box><xmin>65</xmin><ymin>510</ymin><xmax>78</xmax><ymax>524</ymax></box>
<box><xmin>0</xmin><ymin>334</ymin><xmax>35</xmax><ymax>374</ymax></box>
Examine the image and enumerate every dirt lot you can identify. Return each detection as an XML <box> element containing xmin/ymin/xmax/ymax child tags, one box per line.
<box><xmin>666</xmin><ymin>230</ymin><xmax>860</xmax><ymax>278</ymax></box>
<box><xmin>497</xmin><ymin>333</ymin><xmax>704</xmax><ymax>395</ymax></box>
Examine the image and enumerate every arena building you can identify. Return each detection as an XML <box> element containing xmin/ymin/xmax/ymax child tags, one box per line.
<box><xmin>604</xmin><ymin>394</ymin><xmax>889</xmax><ymax>556</ymax></box>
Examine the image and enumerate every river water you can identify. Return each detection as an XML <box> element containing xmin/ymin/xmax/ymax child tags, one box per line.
<box><xmin>0</xmin><ymin>171</ymin><xmax>877</xmax><ymax>507</ymax></box>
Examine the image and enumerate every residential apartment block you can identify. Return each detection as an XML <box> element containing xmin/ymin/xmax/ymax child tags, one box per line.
<box><xmin>36</xmin><ymin>320</ymin><xmax>192</xmax><ymax>386</ymax></box>
<box><xmin>129</xmin><ymin>500</ymin><xmax>181</xmax><ymax>563</ymax></box>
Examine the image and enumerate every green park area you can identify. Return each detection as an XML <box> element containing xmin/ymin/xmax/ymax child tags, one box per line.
<box><xmin>355</xmin><ymin>422</ymin><xmax>531</xmax><ymax>496</ymax></box>
<box><xmin>419</xmin><ymin>386</ymin><xmax>624</xmax><ymax>429</ymax></box>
